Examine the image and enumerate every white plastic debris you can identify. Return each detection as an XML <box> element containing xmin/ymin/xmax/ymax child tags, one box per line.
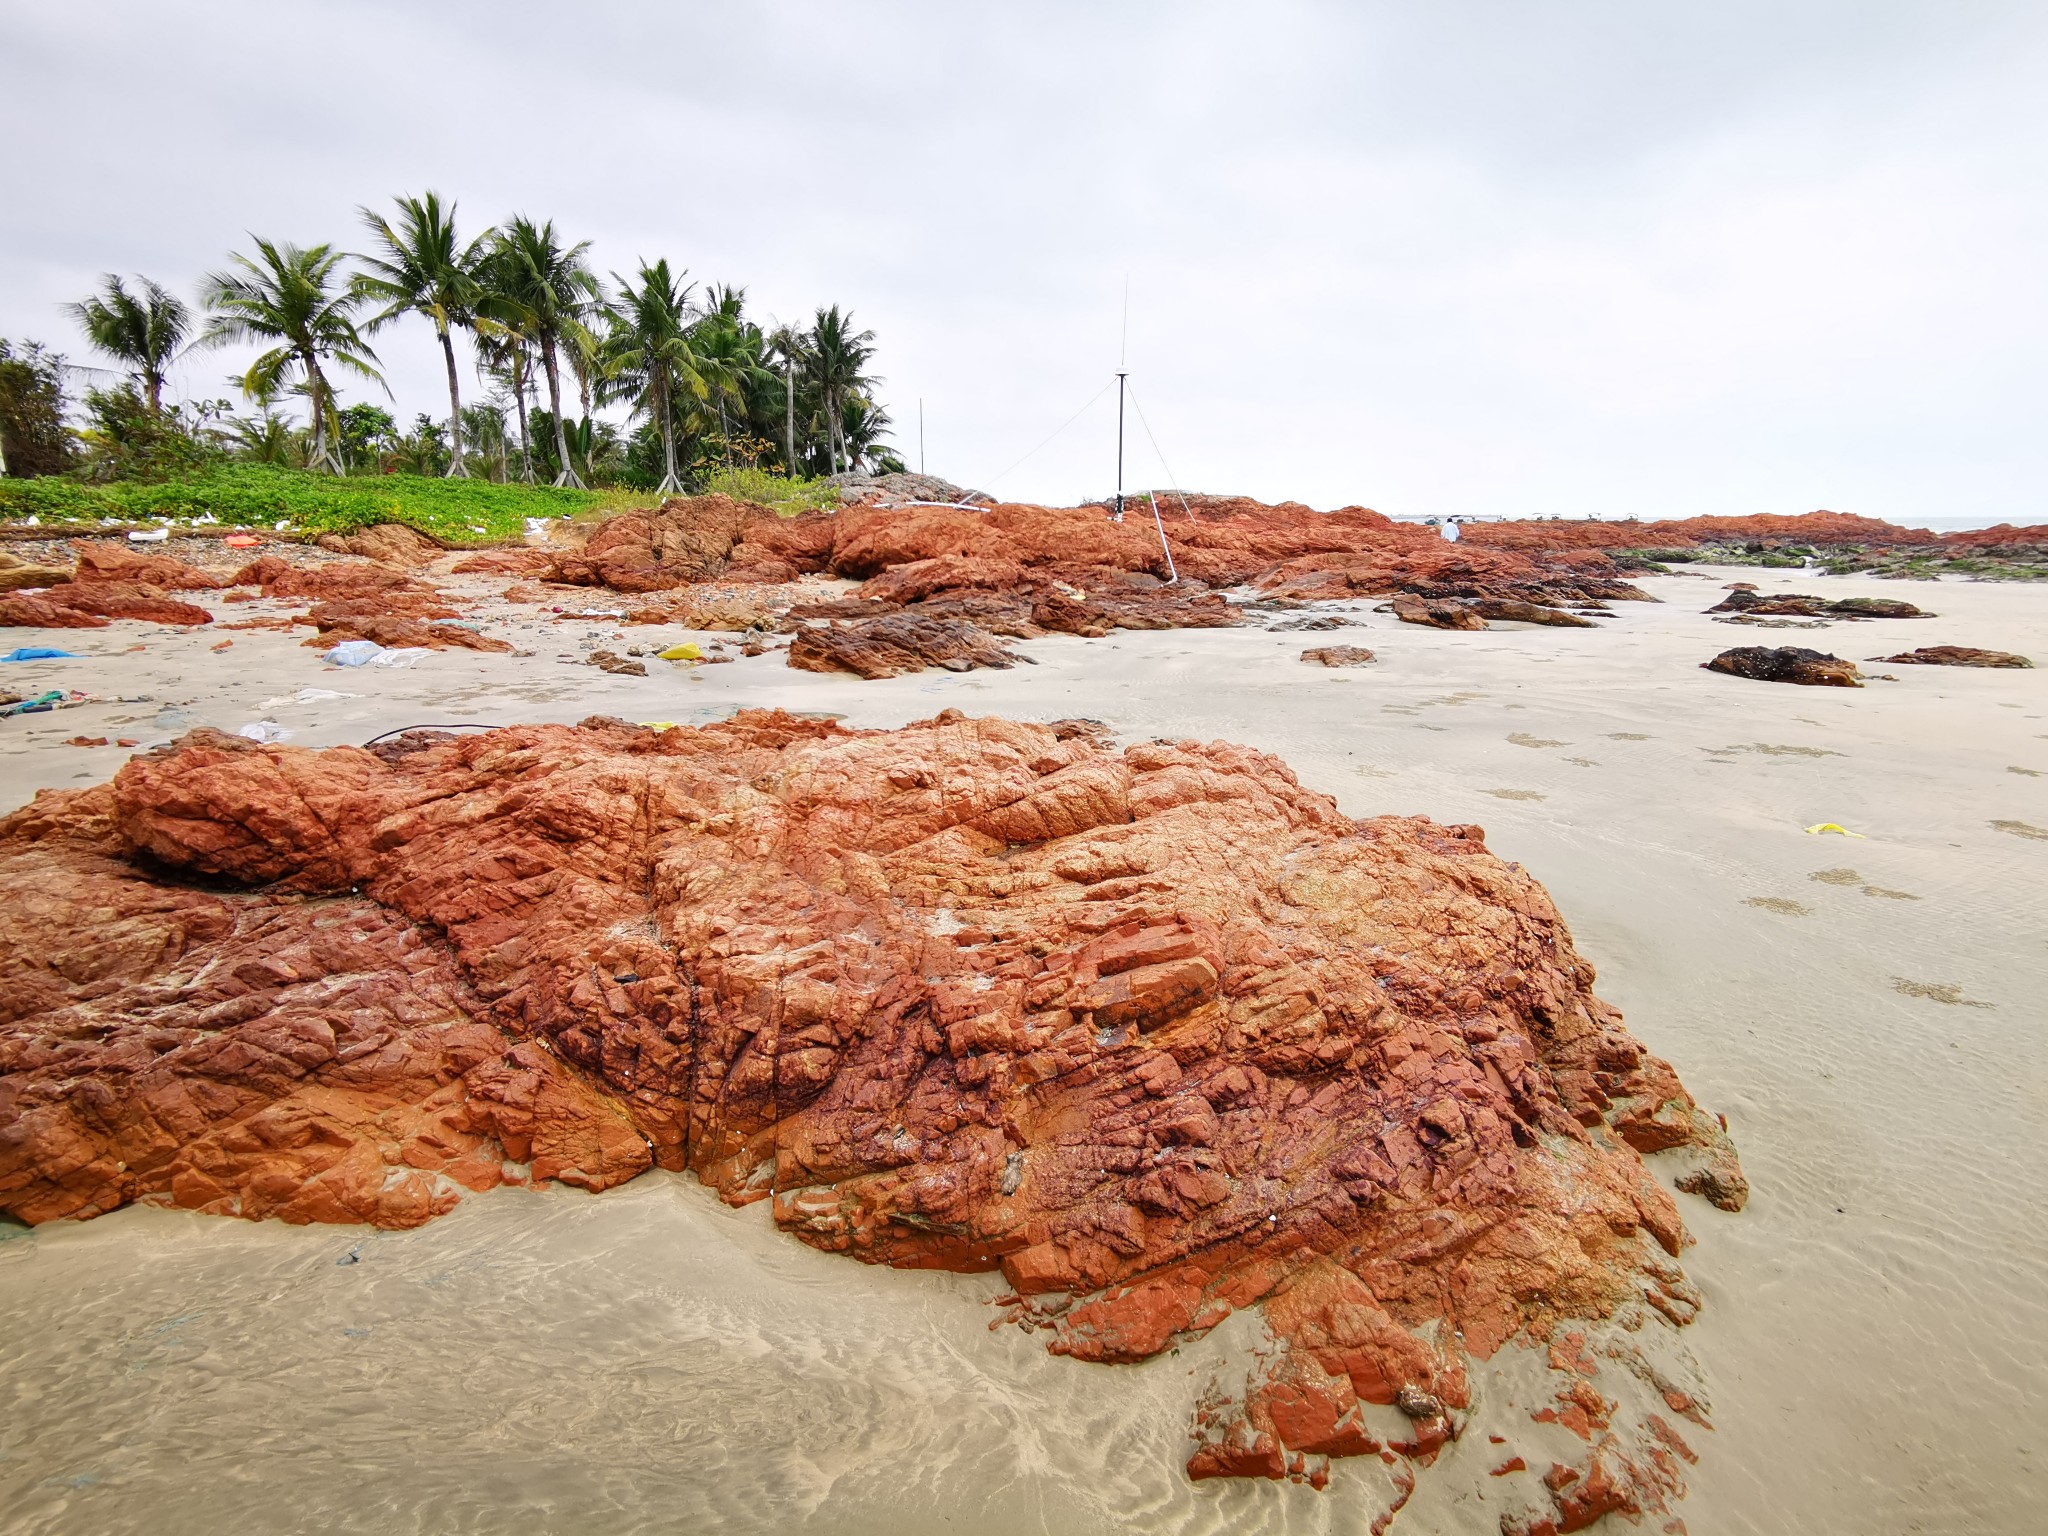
<box><xmin>323</xmin><ymin>640</ymin><xmax>384</xmax><ymax>667</ymax></box>
<box><xmin>370</xmin><ymin>647</ymin><xmax>430</xmax><ymax>668</ymax></box>
<box><xmin>235</xmin><ymin>721</ymin><xmax>293</xmax><ymax>743</ymax></box>
<box><xmin>126</xmin><ymin>528</ymin><xmax>169</xmax><ymax>543</ymax></box>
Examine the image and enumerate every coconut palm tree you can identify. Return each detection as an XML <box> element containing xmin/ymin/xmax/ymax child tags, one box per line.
<box><xmin>839</xmin><ymin>393</ymin><xmax>896</xmax><ymax>473</ymax></box>
<box><xmin>809</xmin><ymin>305</ymin><xmax>877</xmax><ymax>476</ymax></box>
<box><xmin>764</xmin><ymin>321</ymin><xmax>808</xmax><ymax>476</ymax></box>
<box><xmin>603</xmin><ymin>258</ymin><xmax>709</xmax><ymax>496</ymax></box>
<box><xmin>354</xmin><ymin>192</ymin><xmax>487</xmax><ymax>476</ymax></box>
<box><xmin>65</xmin><ymin>275</ymin><xmax>191</xmax><ymax>416</ymax></box>
<box><xmin>489</xmin><ymin>217</ymin><xmax>598</xmax><ymax>488</ymax></box>
<box><xmin>199</xmin><ymin>239</ymin><xmax>381</xmax><ymax>474</ymax></box>
<box><xmin>461</xmin><ymin>397</ymin><xmax>511</xmax><ymax>481</ymax></box>
<box><xmin>688</xmin><ymin>285</ymin><xmax>767</xmax><ymax>466</ymax></box>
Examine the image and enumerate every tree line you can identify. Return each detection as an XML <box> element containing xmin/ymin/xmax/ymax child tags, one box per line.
<box><xmin>0</xmin><ymin>192</ymin><xmax>900</xmax><ymax>492</ymax></box>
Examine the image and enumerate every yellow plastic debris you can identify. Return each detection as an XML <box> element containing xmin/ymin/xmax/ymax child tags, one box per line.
<box><xmin>1803</xmin><ymin>822</ymin><xmax>1865</xmax><ymax>837</ymax></box>
<box><xmin>639</xmin><ymin>721</ymin><xmax>678</xmax><ymax>732</ymax></box>
<box><xmin>658</xmin><ymin>643</ymin><xmax>703</xmax><ymax>662</ymax></box>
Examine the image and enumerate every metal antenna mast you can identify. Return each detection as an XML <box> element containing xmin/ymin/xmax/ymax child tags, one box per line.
<box><xmin>1112</xmin><ymin>279</ymin><xmax>1129</xmax><ymax>522</ymax></box>
<box><xmin>1113</xmin><ymin>370</ymin><xmax>1128</xmax><ymax>522</ymax></box>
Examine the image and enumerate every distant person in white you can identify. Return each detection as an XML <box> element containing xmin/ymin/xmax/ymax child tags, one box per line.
<box><xmin>1440</xmin><ymin>516</ymin><xmax>1461</xmax><ymax>543</ymax></box>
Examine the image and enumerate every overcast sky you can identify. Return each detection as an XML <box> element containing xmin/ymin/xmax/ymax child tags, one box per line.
<box><xmin>4</xmin><ymin>1</ymin><xmax>2045</xmax><ymax>521</ymax></box>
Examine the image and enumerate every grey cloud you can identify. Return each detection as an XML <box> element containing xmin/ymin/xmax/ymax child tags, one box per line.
<box><xmin>3</xmin><ymin>0</ymin><xmax>2045</xmax><ymax>519</ymax></box>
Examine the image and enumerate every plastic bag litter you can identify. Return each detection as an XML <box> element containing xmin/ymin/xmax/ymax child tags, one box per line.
<box><xmin>2</xmin><ymin>647</ymin><xmax>82</xmax><ymax>662</ymax></box>
<box><xmin>1804</xmin><ymin>823</ymin><xmax>1865</xmax><ymax>837</ymax></box>
<box><xmin>658</xmin><ymin>643</ymin><xmax>703</xmax><ymax>662</ymax></box>
<box><xmin>639</xmin><ymin>720</ymin><xmax>679</xmax><ymax>731</ymax></box>
<box><xmin>323</xmin><ymin>642</ymin><xmax>427</xmax><ymax>669</ymax></box>
<box><xmin>235</xmin><ymin>721</ymin><xmax>293</xmax><ymax>743</ymax></box>
<box><xmin>126</xmin><ymin>528</ymin><xmax>170</xmax><ymax>543</ymax></box>
<box><xmin>323</xmin><ymin>640</ymin><xmax>384</xmax><ymax>667</ymax></box>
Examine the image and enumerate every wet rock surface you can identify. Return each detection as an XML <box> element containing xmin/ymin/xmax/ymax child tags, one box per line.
<box><xmin>0</xmin><ymin>711</ymin><xmax>1742</xmax><ymax>1516</ymax></box>
<box><xmin>1709</xmin><ymin>590</ymin><xmax>1929</xmax><ymax>621</ymax></box>
<box><xmin>1703</xmin><ymin>646</ymin><xmax>1864</xmax><ymax>687</ymax></box>
<box><xmin>1872</xmin><ymin>645</ymin><xmax>2032</xmax><ymax>668</ymax></box>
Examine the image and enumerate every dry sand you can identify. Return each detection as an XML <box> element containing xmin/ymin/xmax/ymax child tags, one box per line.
<box><xmin>2</xmin><ymin>565</ymin><xmax>2044</xmax><ymax>1534</ymax></box>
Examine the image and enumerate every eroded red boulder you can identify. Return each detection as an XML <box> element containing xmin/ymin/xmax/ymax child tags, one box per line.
<box><xmin>0</xmin><ymin>711</ymin><xmax>1742</xmax><ymax>1505</ymax></box>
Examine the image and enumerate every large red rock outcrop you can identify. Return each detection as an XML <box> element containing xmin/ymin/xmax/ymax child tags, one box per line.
<box><xmin>0</xmin><ymin>712</ymin><xmax>1742</xmax><ymax>1518</ymax></box>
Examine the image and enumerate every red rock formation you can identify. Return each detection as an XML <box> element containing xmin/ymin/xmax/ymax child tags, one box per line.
<box><xmin>550</xmin><ymin>494</ymin><xmax>766</xmax><ymax>591</ymax></box>
<box><xmin>233</xmin><ymin>553</ymin><xmax>447</xmax><ymax>609</ymax></box>
<box><xmin>72</xmin><ymin>542</ymin><xmax>223</xmax><ymax>590</ymax></box>
<box><xmin>787</xmin><ymin>615</ymin><xmax>1027</xmax><ymax>677</ymax></box>
<box><xmin>0</xmin><ymin>585</ymin><xmax>213</xmax><ymax>627</ymax></box>
<box><xmin>0</xmin><ymin>597</ymin><xmax>108</xmax><ymax>628</ymax></box>
<box><xmin>313</xmin><ymin>523</ymin><xmax>444</xmax><ymax>566</ymax></box>
<box><xmin>1471</xmin><ymin>598</ymin><xmax>1598</xmax><ymax>628</ymax></box>
<box><xmin>452</xmin><ymin>548</ymin><xmax>559</xmax><ymax>578</ymax></box>
<box><xmin>297</xmin><ymin>607</ymin><xmax>513</xmax><ymax>653</ymax></box>
<box><xmin>1703</xmin><ymin>646</ymin><xmax>1863</xmax><ymax>687</ymax></box>
<box><xmin>1391</xmin><ymin>594</ymin><xmax>1487</xmax><ymax>631</ymax></box>
<box><xmin>0</xmin><ymin>555</ymin><xmax>71</xmax><ymax>592</ymax></box>
<box><xmin>1301</xmin><ymin>646</ymin><xmax>1377</xmax><ymax>666</ymax></box>
<box><xmin>0</xmin><ymin>712</ymin><xmax>1742</xmax><ymax>1512</ymax></box>
<box><xmin>1873</xmin><ymin>645</ymin><xmax>2033</xmax><ymax>668</ymax></box>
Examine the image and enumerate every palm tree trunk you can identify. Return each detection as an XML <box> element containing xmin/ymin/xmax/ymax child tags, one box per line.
<box><xmin>440</xmin><ymin>327</ymin><xmax>469</xmax><ymax>477</ymax></box>
<box><xmin>146</xmin><ymin>374</ymin><xmax>164</xmax><ymax>417</ymax></box>
<box><xmin>783</xmin><ymin>358</ymin><xmax>795</xmax><ymax>475</ymax></box>
<box><xmin>542</xmin><ymin>338</ymin><xmax>582</xmax><ymax>489</ymax></box>
<box><xmin>306</xmin><ymin>355</ymin><xmax>340</xmax><ymax>475</ymax></box>
<box><xmin>658</xmin><ymin>393</ymin><xmax>681</xmax><ymax>496</ymax></box>
<box><xmin>577</xmin><ymin>370</ymin><xmax>593</xmax><ymax>484</ymax></box>
<box><xmin>513</xmin><ymin>355</ymin><xmax>534</xmax><ymax>485</ymax></box>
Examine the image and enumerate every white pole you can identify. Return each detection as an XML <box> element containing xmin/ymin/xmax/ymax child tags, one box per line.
<box><xmin>1148</xmin><ymin>491</ymin><xmax>1178</xmax><ymax>584</ymax></box>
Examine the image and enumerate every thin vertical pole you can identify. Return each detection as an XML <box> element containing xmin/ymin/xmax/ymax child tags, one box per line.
<box><xmin>919</xmin><ymin>398</ymin><xmax>925</xmax><ymax>476</ymax></box>
<box><xmin>1114</xmin><ymin>371</ymin><xmax>1127</xmax><ymax>521</ymax></box>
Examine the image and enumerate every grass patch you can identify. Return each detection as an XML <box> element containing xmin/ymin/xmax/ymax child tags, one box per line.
<box><xmin>0</xmin><ymin>465</ymin><xmax>624</xmax><ymax>545</ymax></box>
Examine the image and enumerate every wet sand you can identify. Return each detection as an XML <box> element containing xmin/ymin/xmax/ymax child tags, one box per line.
<box><xmin>3</xmin><ymin>567</ymin><xmax>2045</xmax><ymax>1533</ymax></box>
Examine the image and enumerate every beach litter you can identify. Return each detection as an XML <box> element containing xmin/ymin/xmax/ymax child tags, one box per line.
<box><xmin>2</xmin><ymin>648</ymin><xmax>82</xmax><ymax>663</ymax></box>
<box><xmin>657</xmin><ymin>643</ymin><xmax>703</xmax><ymax>661</ymax></box>
<box><xmin>4</xmin><ymin>691</ymin><xmax>90</xmax><ymax>718</ymax></box>
<box><xmin>234</xmin><ymin>721</ymin><xmax>293</xmax><ymax>744</ymax></box>
<box><xmin>125</xmin><ymin>528</ymin><xmax>170</xmax><ymax>543</ymax></box>
<box><xmin>323</xmin><ymin>641</ymin><xmax>429</xmax><ymax>669</ymax></box>
<box><xmin>1804</xmin><ymin>823</ymin><xmax>1866</xmax><ymax>837</ymax></box>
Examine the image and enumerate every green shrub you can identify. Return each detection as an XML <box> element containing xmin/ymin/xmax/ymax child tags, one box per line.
<box><xmin>695</xmin><ymin>465</ymin><xmax>840</xmax><ymax>516</ymax></box>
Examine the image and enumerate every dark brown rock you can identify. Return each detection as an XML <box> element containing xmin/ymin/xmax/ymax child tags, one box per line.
<box><xmin>1703</xmin><ymin>646</ymin><xmax>1863</xmax><ymax>687</ymax></box>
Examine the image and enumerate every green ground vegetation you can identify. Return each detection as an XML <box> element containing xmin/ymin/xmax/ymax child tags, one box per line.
<box><xmin>0</xmin><ymin>463</ymin><xmax>832</xmax><ymax>543</ymax></box>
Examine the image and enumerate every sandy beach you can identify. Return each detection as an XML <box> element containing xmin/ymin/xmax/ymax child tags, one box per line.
<box><xmin>2</xmin><ymin>564</ymin><xmax>2043</xmax><ymax>1535</ymax></box>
